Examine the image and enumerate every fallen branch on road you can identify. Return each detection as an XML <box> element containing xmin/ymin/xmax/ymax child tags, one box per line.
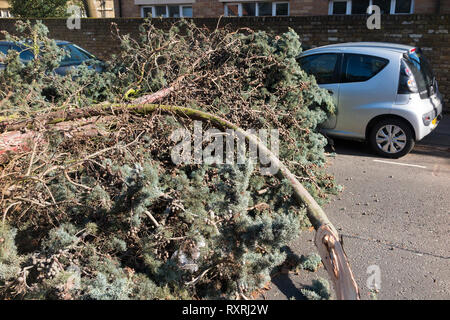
<box><xmin>0</xmin><ymin>103</ymin><xmax>360</xmax><ymax>300</ymax></box>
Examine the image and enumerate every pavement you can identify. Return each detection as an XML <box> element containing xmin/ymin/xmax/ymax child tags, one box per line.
<box><xmin>262</xmin><ymin>115</ymin><xmax>450</xmax><ymax>300</ymax></box>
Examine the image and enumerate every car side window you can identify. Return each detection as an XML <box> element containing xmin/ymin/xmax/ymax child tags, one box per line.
<box><xmin>297</xmin><ymin>53</ymin><xmax>339</xmax><ymax>85</ymax></box>
<box><xmin>342</xmin><ymin>54</ymin><xmax>389</xmax><ymax>83</ymax></box>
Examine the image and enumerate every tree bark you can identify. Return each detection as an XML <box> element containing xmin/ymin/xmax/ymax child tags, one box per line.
<box><xmin>85</xmin><ymin>0</ymin><xmax>98</xmax><ymax>18</ymax></box>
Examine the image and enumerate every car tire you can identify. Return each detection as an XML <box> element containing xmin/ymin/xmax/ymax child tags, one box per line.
<box><xmin>369</xmin><ymin>118</ymin><xmax>415</xmax><ymax>158</ymax></box>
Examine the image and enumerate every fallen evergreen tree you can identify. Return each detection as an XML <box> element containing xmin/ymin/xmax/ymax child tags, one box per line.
<box><xmin>0</xmin><ymin>20</ymin><xmax>358</xmax><ymax>300</ymax></box>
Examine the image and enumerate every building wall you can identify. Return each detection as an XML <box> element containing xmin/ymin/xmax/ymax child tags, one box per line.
<box><xmin>290</xmin><ymin>0</ymin><xmax>328</xmax><ymax>16</ymax></box>
<box><xmin>442</xmin><ymin>0</ymin><xmax>450</xmax><ymax>14</ymax></box>
<box><xmin>117</xmin><ymin>0</ymin><xmax>444</xmax><ymax>18</ymax></box>
<box><xmin>1</xmin><ymin>15</ymin><xmax>449</xmax><ymax>112</ymax></box>
<box><xmin>0</xmin><ymin>0</ymin><xmax>11</xmax><ymax>17</ymax></box>
<box><xmin>115</xmin><ymin>0</ymin><xmax>141</xmax><ymax>17</ymax></box>
<box><xmin>194</xmin><ymin>0</ymin><xmax>222</xmax><ymax>17</ymax></box>
<box><xmin>414</xmin><ymin>0</ymin><xmax>440</xmax><ymax>14</ymax></box>
<box><xmin>0</xmin><ymin>1</ymin><xmax>446</xmax><ymax>18</ymax></box>
<box><xmin>95</xmin><ymin>0</ymin><xmax>117</xmax><ymax>18</ymax></box>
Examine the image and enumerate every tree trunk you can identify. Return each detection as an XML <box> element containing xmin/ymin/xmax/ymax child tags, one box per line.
<box><xmin>85</xmin><ymin>0</ymin><xmax>97</xmax><ymax>18</ymax></box>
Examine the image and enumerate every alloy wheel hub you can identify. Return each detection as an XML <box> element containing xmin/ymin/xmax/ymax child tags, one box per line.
<box><xmin>376</xmin><ymin>125</ymin><xmax>407</xmax><ymax>154</ymax></box>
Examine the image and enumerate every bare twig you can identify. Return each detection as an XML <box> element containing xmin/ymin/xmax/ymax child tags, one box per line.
<box><xmin>144</xmin><ymin>210</ymin><xmax>160</xmax><ymax>228</ymax></box>
<box><xmin>2</xmin><ymin>201</ymin><xmax>20</xmax><ymax>227</ymax></box>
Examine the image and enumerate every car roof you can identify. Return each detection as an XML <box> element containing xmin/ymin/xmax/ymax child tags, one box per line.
<box><xmin>301</xmin><ymin>42</ymin><xmax>415</xmax><ymax>56</ymax></box>
<box><xmin>55</xmin><ymin>40</ymin><xmax>71</xmax><ymax>45</ymax></box>
<box><xmin>0</xmin><ymin>40</ymin><xmax>72</xmax><ymax>46</ymax></box>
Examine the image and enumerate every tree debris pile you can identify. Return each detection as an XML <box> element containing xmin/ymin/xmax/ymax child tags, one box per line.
<box><xmin>0</xmin><ymin>20</ymin><xmax>337</xmax><ymax>299</ymax></box>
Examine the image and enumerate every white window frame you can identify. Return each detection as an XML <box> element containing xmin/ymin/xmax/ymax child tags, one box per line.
<box><xmin>390</xmin><ymin>0</ymin><xmax>415</xmax><ymax>14</ymax></box>
<box><xmin>328</xmin><ymin>0</ymin><xmax>414</xmax><ymax>15</ymax></box>
<box><xmin>224</xmin><ymin>2</ymin><xmax>289</xmax><ymax>17</ymax></box>
<box><xmin>180</xmin><ymin>5</ymin><xmax>193</xmax><ymax>17</ymax></box>
<box><xmin>224</xmin><ymin>3</ymin><xmax>241</xmax><ymax>16</ymax></box>
<box><xmin>141</xmin><ymin>6</ymin><xmax>154</xmax><ymax>17</ymax></box>
<box><xmin>0</xmin><ymin>10</ymin><xmax>12</xmax><ymax>18</ymax></box>
<box><xmin>273</xmin><ymin>2</ymin><xmax>290</xmax><ymax>16</ymax></box>
<box><xmin>328</xmin><ymin>0</ymin><xmax>351</xmax><ymax>15</ymax></box>
<box><xmin>141</xmin><ymin>5</ymin><xmax>193</xmax><ymax>17</ymax></box>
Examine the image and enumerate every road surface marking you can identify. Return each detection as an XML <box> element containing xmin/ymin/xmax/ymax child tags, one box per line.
<box><xmin>373</xmin><ymin>159</ymin><xmax>427</xmax><ymax>169</ymax></box>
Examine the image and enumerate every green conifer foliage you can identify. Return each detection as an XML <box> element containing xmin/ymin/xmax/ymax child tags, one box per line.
<box><xmin>300</xmin><ymin>278</ymin><xmax>331</xmax><ymax>300</ymax></box>
<box><xmin>0</xmin><ymin>21</ymin><xmax>115</xmax><ymax>117</ymax></box>
<box><xmin>299</xmin><ymin>253</ymin><xmax>322</xmax><ymax>272</ymax></box>
<box><xmin>0</xmin><ymin>226</ymin><xmax>22</xmax><ymax>282</ymax></box>
<box><xmin>0</xmin><ymin>20</ymin><xmax>339</xmax><ymax>299</ymax></box>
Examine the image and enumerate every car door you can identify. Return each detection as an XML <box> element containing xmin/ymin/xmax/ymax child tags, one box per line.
<box><xmin>335</xmin><ymin>53</ymin><xmax>392</xmax><ymax>138</ymax></box>
<box><xmin>297</xmin><ymin>52</ymin><xmax>342</xmax><ymax>129</ymax></box>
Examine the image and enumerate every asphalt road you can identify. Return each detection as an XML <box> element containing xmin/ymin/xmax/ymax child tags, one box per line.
<box><xmin>263</xmin><ymin>117</ymin><xmax>450</xmax><ymax>300</ymax></box>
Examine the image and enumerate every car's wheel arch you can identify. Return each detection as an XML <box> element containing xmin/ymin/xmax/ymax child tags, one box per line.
<box><xmin>365</xmin><ymin>114</ymin><xmax>416</xmax><ymax>141</ymax></box>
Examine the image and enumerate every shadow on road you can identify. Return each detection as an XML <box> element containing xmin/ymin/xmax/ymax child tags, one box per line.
<box><xmin>325</xmin><ymin>139</ymin><xmax>376</xmax><ymax>158</ymax></box>
<box><xmin>325</xmin><ymin>115</ymin><xmax>450</xmax><ymax>159</ymax></box>
<box><xmin>268</xmin><ymin>246</ymin><xmax>307</xmax><ymax>300</ymax></box>
<box><xmin>270</xmin><ymin>275</ymin><xmax>306</xmax><ymax>300</ymax></box>
<box><xmin>411</xmin><ymin>145</ymin><xmax>450</xmax><ymax>160</ymax></box>
<box><xmin>327</xmin><ymin>138</ymin><xmax>450</xmax><ymax>160</ymax></box>
<box><xmin>267</xmin><ymin>246</ymin><xmax>330</xmax><ymax>300</ymax></box>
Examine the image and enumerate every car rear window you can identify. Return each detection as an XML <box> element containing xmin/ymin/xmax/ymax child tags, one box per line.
<box><xmin>342</xmin><ymin>54</ymin><xmax>389</xmax><ymax>83</ymax></box>
<box><xmin>405</xmin><ymin>50</ymin><xmax>434</xmax><ymax>97</ymax></box>
<box><xmin>297</xmin><ymin>53</ymin><xmax>339</xmax><ymax>84</ymax></box>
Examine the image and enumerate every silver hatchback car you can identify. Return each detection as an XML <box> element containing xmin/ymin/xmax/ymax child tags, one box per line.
<box><xmin>297</xmin><ymin>42</ymin><xmax>443</xmax><ymax>158</ymax></box>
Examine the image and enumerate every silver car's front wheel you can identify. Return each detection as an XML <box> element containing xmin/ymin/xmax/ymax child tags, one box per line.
<box><xmin>369</xmin><ymin>118</ymin><xmax>415</xmax><ymax>158</ymax></box>
<box><xmin>376</xmin><ymin>125</ymin><xmax>407</xmax><ymax>154</ymax></box>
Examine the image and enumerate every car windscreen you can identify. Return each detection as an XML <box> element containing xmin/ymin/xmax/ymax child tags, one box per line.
<box><xmin>404</xmin><ymin>50</ymin><xmax>434</xmax><ymax>97</ymax></box>
<box><xmin>1</xmin><ymin>43</ymin><xmax>96</xmax><ymax>67</ymax></box>
<box><xmin>59</xmin><ymin>44</ymin><xmax>94</xmax><ymax>65</ymax></box>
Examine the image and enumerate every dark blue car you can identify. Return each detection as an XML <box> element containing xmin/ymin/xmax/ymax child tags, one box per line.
<box><xmin>0</xmin><ymin>40</ymin><xmax>104</xmax><ymax>75</ymax></box>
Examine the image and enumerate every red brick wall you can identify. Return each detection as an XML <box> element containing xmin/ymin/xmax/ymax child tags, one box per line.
<box><xmin>115</xmin><ymin>0</ymin><xmax>141</xmax><ymax>17</ymax></box>
<box><xmin>194</xmin><ymin>0</ymin><xmax>223</xmax><ymax>17</ymax></box>
<box><xmin>290</xmin><ymin>0</ymin><xmax>329</xmax><ymax>16</ymax></box>
<box><xmin>415</xmin><ymin>0</ymin><xmax>440</xmax><ymax>14</ymax></box>
<box><xmin>441</xmin><ymin>0</ymin><xmax>450</xmax><ymax>14</ymax></box>
<box><xmin>0</xmin><ymin>15</ymin><xmax>449</xmax><ymax>111</ymax></box>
